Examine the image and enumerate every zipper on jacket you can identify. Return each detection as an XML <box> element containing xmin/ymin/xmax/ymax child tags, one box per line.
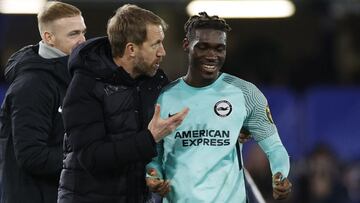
<box><xmin>135</xmin><ymin>85</ymin><xmax>144</xmax><ymax>129</ymax></box>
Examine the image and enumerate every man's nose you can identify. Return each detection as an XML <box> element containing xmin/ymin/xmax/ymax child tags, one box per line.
<box><xmin>78</xmin><ymin>34</ymin><xmax>86</xmax><ymax>44</ymax></box>
<box><xmin>157</xmin><ymin>44</ymin><xmax>166</xmax><ymax>57</ymax></box>
<box><xmin>206</xmin><ymin>48</ymin><xmax>217</xmax><ymax>57</ymax></box>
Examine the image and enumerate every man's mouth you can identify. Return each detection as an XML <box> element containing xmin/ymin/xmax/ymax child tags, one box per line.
<box><xmin>153</xmin><ymin>63</ymin><xmax>160</xmax><ymax>69</ymax></box>
<box><xmin>202</xmin><ymin>64</ymin><xmax>217</xmax><ymax>72</ymax></box>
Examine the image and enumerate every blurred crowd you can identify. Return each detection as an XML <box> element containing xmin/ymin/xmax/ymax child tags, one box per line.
<box><xmin>0</xmin><ymin>1</ymin><xmax>359</xmax><ymax>202</ymax></box>
<box><xmin>245</xmin><ymin>143</ymin><xmax>360</xmax><ymax>203</ymax></box>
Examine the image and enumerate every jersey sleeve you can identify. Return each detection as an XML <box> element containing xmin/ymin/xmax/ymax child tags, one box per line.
<box><xmin>258</xmin><ymin>134</ymin><xmax>290</xmax><ymax>177</ymax></box>
<box><xmin>242</xmin><ymin>82</ymin><xmax>277</xmax><ymax>141</ymax></box>
<box><xmin>146</xmin><ymin>140</ymin><xmax>165</xmax><ymax>179</ymax></box>
<box><xmin>242</xmin><ymin>82</ymin><xmax>290</xmax><ymax>177</ymax></box>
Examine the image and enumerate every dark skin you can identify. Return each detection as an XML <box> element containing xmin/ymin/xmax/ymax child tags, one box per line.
<box><xmin>147</xmin><ymin>29</ymin><xmax>227</xmax><ymax>196</ymax></box>
<box><xmin>183</xmin><ymin>29</ymin><xmax>226</xmax><ymax>87</ymax></box>
<box><xmin>146</xmin><ymin>29</ymin><xmax>291</xmax><ymax>200</ymax></box>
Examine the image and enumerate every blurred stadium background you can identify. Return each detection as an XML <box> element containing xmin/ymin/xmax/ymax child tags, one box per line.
<box><xmin>1</xmin><ymin>0</ymin><xmax>359</xmax><ymax>202</ymax></box>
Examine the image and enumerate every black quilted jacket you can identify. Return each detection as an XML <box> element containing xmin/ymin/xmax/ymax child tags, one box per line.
<box><xmin>0</xmin><ymin>44</ymin><xmax>71</xmax><ymax>203</ymax></box>
<box><xmin>58</xmin><ymin>37</ymin><xmax>169</xmax><ymax>203</ymax></box>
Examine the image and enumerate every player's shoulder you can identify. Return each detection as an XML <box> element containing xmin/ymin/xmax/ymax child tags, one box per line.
<box><xmin>221</xmin><ymin>73</ymin><xmax>259</xmax><ymax>93</ymax></box>
<box><xmin>159</xmin><ymin>78</ymin><xmax>182</xmax><ymax>94</ymax></box>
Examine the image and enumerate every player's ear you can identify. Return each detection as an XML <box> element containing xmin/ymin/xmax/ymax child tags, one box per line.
<box><xmin>183</xmin><ymin>38</ymin><xmax>189</xmax><ymax>53</ymax></box>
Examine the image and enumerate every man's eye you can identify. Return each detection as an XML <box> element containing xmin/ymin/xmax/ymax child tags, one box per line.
<box><xmin>152</xmin><ymin>43</ymin><xmax>160</xmax><ymax>49</ymax></box>
<box><xmin>68</xmin><ymin>32</ymin><xmax>79</xmax><ymax>37</ymax></box>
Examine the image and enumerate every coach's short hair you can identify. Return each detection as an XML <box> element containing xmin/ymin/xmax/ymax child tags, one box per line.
<box><xmin>107</xmin><ymin>4</ymin><xmax>168</xmax><ymax>57</ymax></box>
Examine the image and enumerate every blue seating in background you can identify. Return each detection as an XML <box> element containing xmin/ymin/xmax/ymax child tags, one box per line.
<box><xmin>0</xmin><ymin>84</ymin><xmax>359</xmax><ymax>161</ymax></box>
<box><xmin>303</xmin><ymin>86</ymin><xmax>360</xmax><ymax>161</ymax></box>
<box><xmin>261</xmin><ymin>87</ymin><xmax>303</xmax><ymax>161</ymax></box>
<box><xmin>246</xmin><ymin>86</ymin><xmax>360</xmax><ymax>162</ymax></box>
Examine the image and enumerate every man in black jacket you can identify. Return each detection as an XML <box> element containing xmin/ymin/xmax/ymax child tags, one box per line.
<box><xmin>57</xmin><ymin>4</ymin><xmax>188</xmax><ymax>203</ymax></box>
<box><xmin>0</xmin><ymin>1</ymin><xmax>86</xmax><ymax>203</ymax></box>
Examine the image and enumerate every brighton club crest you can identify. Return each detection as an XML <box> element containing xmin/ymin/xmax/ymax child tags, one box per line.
<box><xmin>214</xmin><ymin>100</ymin><xmax>232</xmax><ymax>117</ymax></box>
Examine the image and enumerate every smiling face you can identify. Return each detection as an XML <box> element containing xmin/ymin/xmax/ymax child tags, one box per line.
<box><xmin>133</xmin><ymin>24</ymin><xmax>166</xmax><ymax>77</ymax></box>
<box><xmin>184</xmin><ymin>28</ymin><xmax>226</xmax><ymax>87</ymax></box>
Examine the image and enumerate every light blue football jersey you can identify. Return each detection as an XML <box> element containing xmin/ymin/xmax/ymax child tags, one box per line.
<box><xmin>147</xmin><ymin>73</ymin><xmax>290</xmax><ymax>203</ymax></box>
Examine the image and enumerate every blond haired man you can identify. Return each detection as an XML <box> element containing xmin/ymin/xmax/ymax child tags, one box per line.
<box><xmin>0</xmin><ymin>1</ymin><xmax>86</xmax><ymax>202</ymax></box>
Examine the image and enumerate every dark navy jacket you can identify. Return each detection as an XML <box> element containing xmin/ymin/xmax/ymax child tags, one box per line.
<box><xmin>0</xmin><ymin>44</ymin><xmax>71</xmax><ymax>203</ymax></box>
<box><xmin>58</xmin><ymin>37</ymin><xmax>168</xmax><ymax>203</ymax></box>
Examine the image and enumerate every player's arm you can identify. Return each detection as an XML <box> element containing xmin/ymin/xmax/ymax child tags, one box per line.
<box><xmin>146</xmin><ymin>138</ymin><xmax>171</xmax><ymax>197</ymax></box>
<box><xmin>242</xmin><ymin>82</ymin><xmax>292</xmax><ymax>200</ymax></box>
<box><xmin>258</xmin><ymin>133</ymin><xmax>292</xmax><ymax>200</ymax></box>
<box><xmin>146</xmin><ymin>139</ymin><xmax>165</xmax><ymax>180</ymax></box>
<box><xmin>146</xmin><ymin>166</ymin><xmax>170</xmax><ymax>196</ymax></box>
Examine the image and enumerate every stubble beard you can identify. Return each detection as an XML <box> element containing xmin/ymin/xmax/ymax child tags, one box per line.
<box><xmin>134</xmin><ymin>55</ymin><xmax>156</xmax><ymax>77</ymax></box>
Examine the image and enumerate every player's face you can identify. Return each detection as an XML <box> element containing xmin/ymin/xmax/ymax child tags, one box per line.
<box><xmin>48</xmin><ymin>15</ymin><xmax>86</xmax><ymax>55</ymax></box>
<box><xmin>185</xmin><ymin>29</ymin><xmax>226</xmax><ymax>86</ymax></box>
<box><xmin>133</xmin><ymin>24</ymin><xmax>166</xmax><ymax>77</ymax></box>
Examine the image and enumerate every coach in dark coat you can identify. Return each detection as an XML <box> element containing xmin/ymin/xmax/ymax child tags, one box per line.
<box><xmin>58</xmin><ymin>5</ymin><xmax>188</xmax><ymax>203</ymax></box>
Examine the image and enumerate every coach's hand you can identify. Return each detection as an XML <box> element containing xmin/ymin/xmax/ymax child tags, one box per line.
<box><xmin>146</xmin><ymin>168</ymin><xmax>170</xmax><ymax>197</ymax></box>
<box><xmin>272</xmin><ymin>172</ymin><xmax>292</xmax><ymax>200</ymax></box>
<box><xmin>148</xmin><ymin>104</ymin><xmax>189</xmax><ymax>142</ymax></box>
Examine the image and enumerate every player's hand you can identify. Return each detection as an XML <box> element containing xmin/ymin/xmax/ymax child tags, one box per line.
<box><xmin>272</xmin><ymin>172</ymin><xmax>292</xmax><ymax>200</ymax></box>
<box><xmin>238</xmin><ymin>128</ymin><xmax>251</xmax><ymax>143</ymax></box>
<box><xmin>148</xmin><ymin>104</ymin><xmax>189</xmax><ymax>142</ymax></box>
<box><xmin>146</xmin><ymin>168</ymin><xmax>170</xmax><ymax>197</ymax></box>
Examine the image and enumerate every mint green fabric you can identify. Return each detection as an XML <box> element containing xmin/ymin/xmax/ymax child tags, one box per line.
<box><xmin>147</xmin><ymin>73</ymin><xmax>290</xmax><ymax>203</ymax></box>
